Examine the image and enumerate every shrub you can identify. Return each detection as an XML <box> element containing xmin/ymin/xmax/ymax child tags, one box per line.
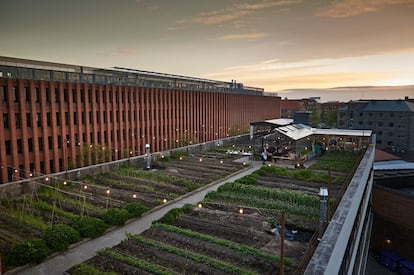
<box><xmin>71</xmin><ymin>216</ymin><xmax>109</xmax><ymax>238</ymax></box>
<box><xmin>5</xmin><ymin>238</ymin><xmax>50</xmax><ymax>266</ymax></box>
<box><xmin>104</xmin><ymin>208</ymin><xmax>130</xmax><ymax>226</ymax></box>
<box><xmin>235</xmin><ymin>175</ymin><xmax>257</xmax><ymax>185</ymax></box>
<box><xmin>44</xmin><ymin>224</ymin><xmax>81</xmax><ymax>252</ymax></box>
<box><xmin>154</xmin><ymin>204</ymin><xmax>193</xmax><ymax>225</ymax></box>
<box><xmin>124</xmin><ymin>202</ymin><xmax>149</xmax><ymax>219</ymax></box>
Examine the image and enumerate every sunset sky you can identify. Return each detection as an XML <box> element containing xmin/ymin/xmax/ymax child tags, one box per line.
<box><xmin>1</xmin><ymin>0</ymin><xmax>414</xmax><ymax>92</ymax></box>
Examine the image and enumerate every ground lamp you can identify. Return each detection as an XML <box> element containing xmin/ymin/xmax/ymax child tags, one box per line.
<box><xmin>145</xmin><ymin>144</ymin><xmax>151</xmax><ymax>170</ymax></box>
<box><xmin>319</xmin><ymin>187</ymin><xmax>329</xmax><ymax>226</ymax></box>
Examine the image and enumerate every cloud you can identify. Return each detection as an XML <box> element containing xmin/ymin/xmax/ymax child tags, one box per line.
<box><xmin>201</xmin><ymin>49</ymin><xmax>414</xmax><ymax>91</ymax></box>
<box><xmin>177</xmin><ymin>0</ymin><xmax>302</xmax><ymax>25</ymax></box>
<box><xmin>317</xmin><ymin>0</ymin><xmax>413</xmax><ymax>18</ymax></box>
<box><xmin>212</xmin><ymin>32</ymin><xmax>269</xmax><ymax>40</ymax></box>
<box><xmin>99</xmin><ymin>46</ymin><xmax>140</xmax><ymax>58</ymax></box>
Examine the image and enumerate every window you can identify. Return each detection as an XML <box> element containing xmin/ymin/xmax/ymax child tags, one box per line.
<box><xmin>96</xmin><ymin>90</ymin><xmax>99</xmax><ymax>103</ymax></box>
<box><xmin>73</xmin><ymin>112</ymin><xmax>78</xmax><ymax>125</ymax></box>
<box><xmin>3</xmin><ymin>114</ymin><xmax>9</xmax><ymax>128</ymax></box>
<box><xmin>26</xmin><ymin>113</ymin><xmax>32</xmax><ymax>127</ymax></box>
<box><xmin>12</xmin><ymin>87</ymin><xmax>18</xmax><ymax>102</ymax></box>
<box><xmin>81</xmin><ymin>111</ymin><xmax>85</xmax><ymax>124</ymax></box>
<box><xmin>96</xmin><ymin>111</ymin><xmax>100</xmax><ymax>123</ymax></box>
<box><xmin>15</xmin><ymin>113</ymin><xmax>21</xmax><ymax>129</ymax></box>
<box><xmin>48</xmin><ymin>136</ymin><xmax>53</xmax><ymax>150</ymax></box>
<box><xmin>65</xmin><ymin>112</ymin><xmax>69</xmax><ymax>125</ymax></box>
<box><xmin>378</xmin><ymin>122</ymin><xmax>383</xmax><ymax>127</ymax></box>
<box><xmin>57</xmin><ymin>136</ymin><xmax>62</xmax><ymax>149</ymax></box>
<box><xmin>389</xmin><ymin>122</ymin><xmax>394</xmax><ymax>127</ymax></box>
<box><xmin>55</xmin><ymin>88</ymin><xmax>59</xmax><ymax>103</ymax></box>
<box><xmin>64</xmin><ymin>89</ymin><xmax>68</xmax><ymax>102</ymax></box>
<box><xmin>17</xmin><ymin>139</ymin><xmax>23</xmax><ymax>154</ymax></box>
<box><xmin>89</xmin><ymin>111</ymin><xmax>92</xmax><ymax>123</ymax></box>
<box><xmin>80</xmin><ymin>89</ymin><xmax>84</xmax><ymax>103</ymax></box>
<box><xmin>5</xmin><ymin>140</ymin><xmax>11</xmax><ymax>155</ymax></box>
<box><xmin>25</xmin><ymin>87</ymin><xmax>30</xmax><ymax>102</ymax></box>
<box><xmin>36</xmin><ymin>113</ymin><xmax>42</xmax><ymax>127</ymax></box>
<box><xmin>56</xmin><ymin>112</ymin><xmax>60</xmax><ymax>126</ymax></box>
<box><xmin>35</xmin><ymin>88</ymin><xmax>40</xmax><ymax>102</ymax></box>
<box><xmin>28</xmin><ymin>138</ymin><xmax>33</xmax><ymax>152</ymax></box>
<box><xmin>72</xmin><ymin>89</ymin><xmax>77</xmax><ymax>103</ymax></box>
<box><xmin>38</xmin><ymin>138</ymin><xmax>43</xmax><ymax>151</ymax></box>
<box><xmin>0</xmin><ymin>86</ymin><xmax>7</xmax><ymax>102</ymax></box>
<box><xmin>46</xmin><ymin>112</ymin><xmax>51</xmax><ymax>126</ymax></box>
<box><xmin>88</xmin><ymin>89</ymin><xmax>92</xmax><ymax>103</ymax></box>
<box><xmin>45</xmin><ymin>88</ymin><xmax>50</xmax><ymax>103</ymax></box>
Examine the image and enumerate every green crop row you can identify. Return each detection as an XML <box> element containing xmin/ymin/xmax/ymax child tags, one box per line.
<box><xmin>116</xmin><ymin>167</ymin><xmax>201</xmax><ymax>191</ymax></box>
<box><xmin>130</xmin><ymin>234</ymin><xmax>255</xmax><ymax>275</ymax></box>
<box><xmin>204</xmin><ymin>192</ymin><xmax>318</xmax><ymax>220</ymax></box>
<box><xmin>217</xmin><ymin>182</ymin><xmax>320</xmax><ymax>208</ymax></box>
<box><xmin>99</xmin><ymin>249</ymin><xmax>176</xmax><ymax>275</ymax></box>
<box><xmin>254</xmin><ymin>166</ymin><xmax>344</xmax><ymax>184</ymax></box>
<box><xmin>153</xmin><ymin>223</ymin><xmax>295</xmax><ymax>266</ymax></box>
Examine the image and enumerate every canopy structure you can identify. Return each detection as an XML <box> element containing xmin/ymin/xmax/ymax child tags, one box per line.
<box><xmin>275</xmin><ymin>124</ymin><xmax>372</xmax><ymax>141</ymax></box>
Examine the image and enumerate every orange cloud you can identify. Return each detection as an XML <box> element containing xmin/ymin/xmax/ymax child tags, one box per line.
<box><xmin>177</xmin><ymin>0</ymin><xmax>302</xmax><ymax>25</ymax></box>
<box><xmin>212</xmin><ymin>32</ymin><xmax>269</xmax><ymax>40</ymax></box>
<box><xmin>317</xmin><ymin>0</ymin><xmax>413</xmax><ymax>18</ymax></box>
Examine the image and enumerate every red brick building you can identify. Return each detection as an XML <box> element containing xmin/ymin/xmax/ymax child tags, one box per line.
<box><xmin>0</xmin><ymin>57</ymin><xmax>280</xmax><ymax>183</ymax></box>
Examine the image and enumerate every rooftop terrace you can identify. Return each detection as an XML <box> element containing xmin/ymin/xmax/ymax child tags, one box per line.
<box><xmin>0</xmin><ymin>56</ymin><xmax>265</xmax><ymax>96</ymax></box>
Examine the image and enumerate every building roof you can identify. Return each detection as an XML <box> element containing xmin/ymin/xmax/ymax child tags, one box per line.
<box><xmin>374</xmin><ymin>160</ymin><xmax>414</xmax><ymax>170</ymax></box>
<box><xmin>275</xmin><ymin>124</ymin><xmax>372</xmax><ymax>141</ymax></box>
<box><xmin>363</xmin><ymin>100</ymin><xmax>414</xmax><ymax>112</ymax></box>
<box><xmin>250</xmin><ymin>118</ymin><xmax>293</xmax><ymax>128</ymax></box>
<box><xmin>374</xmin><ymin>148</ymin><xmax>401</xmax><ymax>162</ymax></box>
<box><xmin>339</xmin><ymin>100</ymin><xmax>414</xmax><ymax>112</ymax></box>
<box><xmin>281</xmin><ymin>100</ymin><xmax>302</xmax><ymax>110</ymax></box>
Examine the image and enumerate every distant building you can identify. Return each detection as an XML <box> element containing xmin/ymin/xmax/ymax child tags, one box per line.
<box><xmin>320</xmin><ymin>101</ymin><xmax>346</xmax><ymax>127</ymax></box>
<box><xmin>338</xmin><ymin>99</ymin><xmax>414</xmax><ymax>160</ymax></box>
<box><xmin>281</xmin><ymin>98</ymin><xmax>320</xmax><ymax>123</ymax></box>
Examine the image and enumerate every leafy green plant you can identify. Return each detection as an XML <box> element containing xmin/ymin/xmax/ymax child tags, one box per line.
<box><xmin>124</xmin><ymin>202</ymin><xmax>149</xmax><ymax>219</ymax></box>
<box><xmin>5</xmin><ymin>238</ymin><xmax>50</xmax><ymax>266</ymax></box>
<box><xmin>103</xmin><ymin>208</ymin><xmax>129</xmax><ymax>226</ymax></box>
<box><xmin>44</xmin><ymin>224</ymin><xmax>81</xmax><ymax>252</ymax></box>
<box><xmin>99</xmin><ymin>249</ymin><xmax>175</xmax><ymax>275</ymax></box>
<box><xmin>71</xmin><ymin>216</ymin><xmax>109</xmax><ymax>238</ymax></box>
<box><xmin>154</xmin><ymin>204</ymin><xmax>193</xmax><ymax>225</ymax></box>
<box><xmin>68</xmin><ymin>263</ymin><xmax>117</xmax><ymax>275</ymax></box>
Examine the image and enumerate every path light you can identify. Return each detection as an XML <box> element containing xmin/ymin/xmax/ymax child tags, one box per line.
<box><xmin>198</xmin><ymin>203</ymin><xmax>203</xmax><ymax>208</ymax></box>
<box><xmin>199</xmin><ymin>158</ymin><xmax>203</xmax><ymax>162</ymax></box>
<box><xmin>29</xmin><ymin>173</ymin><xmax>33</xmax><ymax>177</ymax></box>
<box><xmin>132</xmin><ymin>194</ymin><xmax>137</xmax><ymax>199</ymax></box>
<box><xmin>45</xmin><ymin>177</ymin><xmax>49</xmax><ymax>182</ymax></box>
<box><xmin>83</xmin><ymin>185</ymin><xmax>88</xmax><ymax>190</ymax></box>
<box><xmin>163</xmin><ymin>198</ymin><xmax>168</xmax><ymax>204</ymax></box>
<box><xmin>220</xmin><ymin>160</ymin><xmax>223</xmax><ymax>164</ymax></box>
<box><xmin>268</xmin><ymin>164</ymin><xmax>272</xmax><ymax>167</ymax></box>
<box><xmin>179</xmin><ymin>156</ymin><xmax>183</xmax><ymax>160</ymax></box>
<box><xmin>161</xmin><ymin>155</ymin><xmax>165</xmax><ymax>159</ymax></box>
<box><xmin>243</xmin><ymin>162</ymin><xmax>246</xmax><ymax>166</ymax></box>
<box><xmin>106</xmin><ymin>189</ymin><xmax>110</xmax><ymax>195</ymax></box>
<box><xmin>63</xmin><ymin>181</ymin><xmax>67</xmax><ymax>185</ymax></box>
<box><xmin>238</xmin><ymin>208</ymin><xmax>244</xmax><ymax>214</ymax></box>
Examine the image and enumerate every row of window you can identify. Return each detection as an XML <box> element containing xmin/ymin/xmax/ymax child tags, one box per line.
<box><xmin>340</xmin><ymin>111</ymin><xmax>407</xmax><ymax>119</ymax></box>
<box><xmin>0</xmin><ymin>85</ymin><xmax>197</xmax><ymax>105</ymax></box>
<box><xmin>2</xmin><ymin>107</ymin><xmax>186</xmax><ymax>129</ymax></box>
